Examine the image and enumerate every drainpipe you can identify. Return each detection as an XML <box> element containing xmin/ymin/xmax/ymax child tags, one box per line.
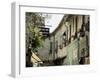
<box><xmin>53</xmin><ymin>35</ymin><xmax>55</xmax><ymax>60</ymax></box>
<box><xmin>77</xmin><ymin>32</ymin><xmax>80</xmax><ymax>64</ymax></box>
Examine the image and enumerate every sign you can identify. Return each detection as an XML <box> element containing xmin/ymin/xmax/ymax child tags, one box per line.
<box><xmin>39</xmin><ymin>27</ymin><xmax>50</xmax><ymax>37</ymax></box>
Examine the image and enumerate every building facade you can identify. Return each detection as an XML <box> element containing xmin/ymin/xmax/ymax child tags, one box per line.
<box><xmin>37</xmin><ymin>14</ymin><xmax>90</xmax><ymax>66</ymax></box>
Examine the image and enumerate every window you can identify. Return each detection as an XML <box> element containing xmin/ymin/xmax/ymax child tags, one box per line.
<box><xmin>75</xmin><ymin>16</ymin><xmax>78</xmax><ymax>37</ymax></box>
<box><xmin>85</xmin><ymin>17</ymin><xmax>90</xmax><ymax>32</ymax></box>
<box><xmin>49</xmin><ymin>42</ymin><xmax>52</xmax><ymax>54</ymax></box>
<box><xmin>73</xmin><ymin>16</ymin><xmax>74</xmax><ymax>32</ymax></box>
<box><xmin>55</xmin><ymin>41</ymin><xmax>58</xmax><ymax>53</ymax></box>
<box><xmin>59</xmin><ymin>36</ymin><xmax>63</xmax><ymax>49</ymax></box>
<box><xmin>68</xmin><ymin>25</ymin><xmax>71</xmax><ymax>43</ymax></box>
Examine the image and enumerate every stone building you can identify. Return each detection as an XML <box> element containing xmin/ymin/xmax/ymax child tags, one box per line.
<box><xmin>37</xmin><ymin>14</ymin><xmax>90</xmax><ymax>66</ymax></box>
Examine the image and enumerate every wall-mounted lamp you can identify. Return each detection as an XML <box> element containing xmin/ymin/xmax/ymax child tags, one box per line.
<box><xmin>77</xmin><ymin>32</ymin><xmax>80</xmax><ymax>40</ymax></box>
<box><xmin>63</xmin><ymin>32</ymin><xmax>66</xmax><ymax>40</ymax></box>
<box><xmin>63</xmin><ymin>32</ymin><xmax>67</xmax><ymax>46</ymax></box>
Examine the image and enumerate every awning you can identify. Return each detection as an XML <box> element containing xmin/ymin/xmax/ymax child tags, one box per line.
<box><xmin>31</xmin><ymin>52</ymin><xmax>43</xmax><ymax>64</ymax></box>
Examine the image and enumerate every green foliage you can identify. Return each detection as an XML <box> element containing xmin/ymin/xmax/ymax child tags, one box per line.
<box><xmin>26</xmin><ymin>12</ymin><xmax>45</xmax><ymax>53</ymax></box>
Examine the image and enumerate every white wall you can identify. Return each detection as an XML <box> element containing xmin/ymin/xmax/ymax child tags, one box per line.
<box><xmin>0</xmin><ymin>0</ymin><xmax>100</xmax><ymax>80</ymax></box>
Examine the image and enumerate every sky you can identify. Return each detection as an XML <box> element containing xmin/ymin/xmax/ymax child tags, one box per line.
<box><xmin>45</xmin><ymin>14</ymin><xmax>64</xmax><ymax>33</ymax></box>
